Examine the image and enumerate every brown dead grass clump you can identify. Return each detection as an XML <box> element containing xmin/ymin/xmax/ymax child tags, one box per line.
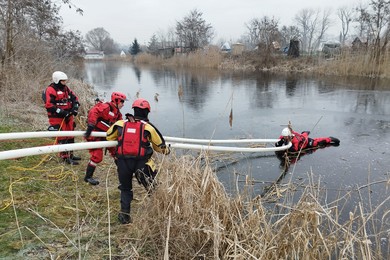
<box><xmin>109</xmin><ymin>153</ymin><xmax>388</xmax><ymax>259</ymax></box>
<box><xmin>1</xmin><ymin>145</ymin><xmax>389</xmax><ymax>259</ymax></box>
<box><xmin>134</xmin><ymin>47</ymin><xmax>223</xmax><ymax>69</ymax></box>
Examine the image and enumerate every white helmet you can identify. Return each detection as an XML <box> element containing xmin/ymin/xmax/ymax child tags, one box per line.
<box><xmin>281</xmin><ymin>127</ymin><xmax>292</xmax><ymax>137</ymax></box>
<box><xmin>52</xmin><ymin>71</ymin><xmax>68</xmax><ymax>84</ymax></box>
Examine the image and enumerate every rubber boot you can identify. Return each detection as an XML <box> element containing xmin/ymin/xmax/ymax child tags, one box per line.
<box><xmin>68</xmin><ymin>139</ymin><xmax>81</xmax><ymax>160</ymax></box>
<box><xmin>63</xmin><ymin>157</ymin><xmax>79</xmax><ymax>165</ymax></box>
<box><xmin>58</xmin><ymin>139</ymin><xmax>79</xmax><ymax>165</ymax></box>
<box><xmin>70</xmin><ymin>154</ymin><xmax>81</xmax><ymax>161</ymax></box>
<box><xmin>329</xmin><ymin>137</ymin><xmax>340</xmax><ymax>146</ymax></box>
<box><xmin>118</xmin><ymin>211</ymin><xmax>131</xmax><ymax>224</ymax></box>
<box><xmin>118</xmin><ymin>190</ymin><xmax>132</xmax><ymax>224</ymax></box>
<box><xmin>317</xmin><ymin>140</ymin><xmax>328</xmax><ymax>147</ymax></box>
<box><xmin>84</xmin><ymin>164</ymin><xmax>99</xmax><ymax>185</ymax></box>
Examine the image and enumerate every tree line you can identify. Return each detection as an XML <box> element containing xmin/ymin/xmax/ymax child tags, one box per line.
<box><xmin>1</xmin><ymin>0</ymin><xmax>389</xmax><ymax>70</ymax></box>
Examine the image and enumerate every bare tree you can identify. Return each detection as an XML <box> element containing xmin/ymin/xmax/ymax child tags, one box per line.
<box><xmin>175</xmin><ymin>9</ymin><xmax>214</xmax><ymax>51</ymax></box>
<box><xmin>54</xmin><ymin>30</ymin><xmax>84</xmax><ymax>58</ymax></box>
<box><xmin>0</xmin><ymin>0</ymin><xmax>82</xmax><ymax>66</ymax></box>
<box><xmin>337</xmin><ymin>6</ymin><xmax>354</xmax><ymax>45</ymax></box>
<box><xmin>314</xmin><ymin>8</ymin><xmax>332</xmax><ymax>51</ymax></box>
<box><xmin>245</xmin><ymin>16</ymin><xmax>280</xmax><ymax>50</ymax></box>
<box><xmin>355</xmin><ymin>3</ymin><xmax>370</xmax><ymax>39</ymax></box>
<box><xmin>258</xmin><ymin>16</ymin><xmax>280</xmax><ymax>50</ymax></box>
<box><xmin>355</xmin><ymin>0</ymin><xmax>390</xmax><ymax>65</ymax></box>
<box><xmin>280</xmin><ymin>25</ymin><xmax>300</xmax><ymax>49</ymax></box>
<box><xmin>245</xmin><ymin>18</ymin><xmax>261</xmax><ymax>48</ymax></box>
<box><xmin>156</xmin><ymin>29</ymin><xmax>169</xmax><ymax>49</ymax></box>
<box><xmin>166</xmin><ymin>26</ymin><xmax>176</xmax><ymax>47</ymax></box>
<box><xmin>85</xmin><ymin>27</ymin><xmax>118</xmax><ymax>54</ymax></box>
<box><xmin>295</xmin><ymin>8</ymin><xmax>319</xmax><ymax>53</ymax></box>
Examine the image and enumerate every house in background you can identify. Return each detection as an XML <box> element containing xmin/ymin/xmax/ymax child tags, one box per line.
<box><xmin>220</xmin><ymin>42</ymin><xmax>231</xmax><ymax>53</ymax></box>
<box><xmin>232</xmin><ymin>43</ymin><xmax>245</xmax><ymax>55</ymax></box>
<box><xmin>120</xmin><ymin>50</ymin><xmax>126</xmax><ymax>57</ymax></box>
<box><xmin>84</xmin><ymin>51</ymin><xmax>104</xmax><ymax>60</ymax></box>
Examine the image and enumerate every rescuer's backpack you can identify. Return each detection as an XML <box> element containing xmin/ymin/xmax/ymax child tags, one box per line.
<box><xmin>42</xmin><ymin>88</ymin><xmax>47</xmax><ymax>103</ymax></box>
<box><xmin>116</xmin><ymin>120</ymin><xmax>150</xmax><ymax>158</ymax></box>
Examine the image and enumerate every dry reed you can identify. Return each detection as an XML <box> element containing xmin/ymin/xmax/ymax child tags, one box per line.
<box><xmin>314</xmin><ymin>49</ymin><xmax>390</xmax><ymax>78</ymax></box>
<box><xmin>1</xmin><ymin>146</ymin><xmax>389</xmax><ymax>258</ymax></box>
<box><xmin>134</xmin><ymin>47</ymin><xmax>223</xmax><ymax>69</ymax></box>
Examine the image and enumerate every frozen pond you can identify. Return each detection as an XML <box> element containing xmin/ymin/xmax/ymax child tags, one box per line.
<box><xmin>78</xmin><ymin>61</ymin><xmax>390</xmax><ymax>221</ymax></box>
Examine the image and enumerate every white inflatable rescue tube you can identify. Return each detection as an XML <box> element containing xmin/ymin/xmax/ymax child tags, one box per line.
<box><xmin>0</xmin><ymin>131</ymin><xmax>279</xmax><ymax>144</ymax></box>
<box><xmin>0</xmin><ymin>141</ymin><xmax>291</xmax><ymax>160</ymax></box>
<box><xmin>0</xmin><ymin>141</ymin><xmax>117</xmax><ymax>160</ymax></box>
<box><xmin>164</xmin><ymin>137</ymin><xmax>280</xmax><ymax>144</ymax></box>
<box><xmin>168</xmin><ymin>142</ymin><xmax>292</xmax><ymax>152</ymax></box>
<box><xmin>0</xmin><ymin>131</ymin><xmax>106</xmax><ymax>140</ymax></box>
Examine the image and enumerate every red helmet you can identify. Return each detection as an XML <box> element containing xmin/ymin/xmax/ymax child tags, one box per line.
<box><xmin>132</xmin><ymin>98</ymin><xmax>150</xmax><ymax>111</ymax></box>
<box><xmin>111</xmin><ymin>92</ymin><xmax>127</xmax><ymax>103</ymax></box>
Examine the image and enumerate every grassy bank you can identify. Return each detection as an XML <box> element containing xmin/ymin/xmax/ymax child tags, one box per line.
<box><xmin>0</xmin><ymin>117</ymin><xmax>389</xmax><ymax>258</ymax></box>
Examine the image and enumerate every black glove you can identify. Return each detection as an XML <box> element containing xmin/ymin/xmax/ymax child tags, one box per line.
<box><xmin>275</xmin><ymin>139</ymin><xmax>285</xmax><ymax>147</ymax></box>
<box><xmin>84</xmin><ymin>124</ymin><xmax>94</xmax><ymax>138</ymax></box>
<box><xmin>71</xmin><ymin>102</ymin><xmax>80</xmax><ymax>116</ymax></box>
<box><xmin>71</xmin><ymin>108</ymin><xmax>78</xmax><ymax>116</ymax></box>
<box><xmin>56</xmin><ymin>108</ymin><xmax>70</xmax><ymax>117</ymax></box>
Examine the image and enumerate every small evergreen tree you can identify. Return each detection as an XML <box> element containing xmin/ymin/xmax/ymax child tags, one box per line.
<box><xmin>130</xmin><ymin>38</ymin><xmax>141</xmax><ymax>55</ymax></box>
<box><xmin>147</xmin><ymin>34</ymin><xmax>159</xmax><ymax>54</ymax></box>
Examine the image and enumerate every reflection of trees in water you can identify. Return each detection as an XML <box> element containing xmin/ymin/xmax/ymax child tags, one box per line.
<box><xmin>315</xmin><ymin>74</ymin><xmax>390</xmax><ymax>91</ymax></box>
<box><xmin>132</xmin><ymin>66</ymin><xmax>141</xmax><ymax>83</ymax></box>
<box><xmin>84</xmin><ymin>62</ymin><xmax>121</xmax><ymax>90</ymax></box>
<box><xmin>354</xmin><ymin>92</ymin><xmax>390</xmax><ymax>115</ymax></box>
<box><xmin>150</xmin><ymin>68</ymin><xmax>221</xmax><ymax>112</ymax></box>
<box><xmin>285</xmin><ymin>74</ymin><xmax>298</xmax><ymax>96</ymax></box>
<box><xmin>181</xmin><ymin>73</ymin><xmax>211</xmax><ymax>111</ymax></box>
<box><xmin>253</xmin><ymin>72</ymin><xmax>275</xmax><ymax>108</ymax></box>
<box><xmin>150</xmin><ymin>67</ymin><xmax>182</xmax><ymax>92</ymax></box>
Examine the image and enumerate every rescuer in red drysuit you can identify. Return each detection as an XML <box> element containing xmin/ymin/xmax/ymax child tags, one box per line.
<box><xmin>44</xmin><ymin>71</ymin><xmax>81</xmax><ymax>165</ymax></box>
<box><xmin>83</xmin><ymin>92</ymin><xmax>127</xmax><ymax>185</ymax></box>
<box><xmin>106</xmin><ymin>98</ymin><xmax>170</xmax><ymax>224</ymax></box>
<box><xmin>275</xmin><ymin>127</ymin><xmax>340</xmax><ymax>153</ymax></box>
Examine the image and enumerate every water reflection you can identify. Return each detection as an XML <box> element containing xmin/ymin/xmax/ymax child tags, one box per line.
<box><xmin>83</xmin><ymin>61</ymin><xmax>121</xmax><ymax>90</ymax></box>
<box><xmin>133</xmin><ymin>66</ymin><xmax>141</xmax><ymax>83</ymax></box>
<box><xmin>285</xmin><ymin>74</ymin><xmax>298</xmax><ymax>96</ymax></box>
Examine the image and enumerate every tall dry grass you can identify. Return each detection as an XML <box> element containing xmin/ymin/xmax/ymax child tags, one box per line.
<box><xmin>315</xmin><ymin>49</ymin><xmax>390</xmax><ymax>78</ymax></box>
<box><xmin>134</xmin><ymin>47</ymin><xmax>223</xmax><ymax>69</ymax></box>
<box><xmin>132</xmin><ymin>153</ymin><xmax>389</xmax><ymax>259</ymax></box>
<box><xmin>2</xmin><ymin>151</ymin><xmax>388</xmax><ymax>259</ymax></box>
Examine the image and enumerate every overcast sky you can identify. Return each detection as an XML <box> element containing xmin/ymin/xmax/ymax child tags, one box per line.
<box><xmin>60</xmin><ymin>0</ymin><xmax>361</xmax><ymax>46</ymax></box>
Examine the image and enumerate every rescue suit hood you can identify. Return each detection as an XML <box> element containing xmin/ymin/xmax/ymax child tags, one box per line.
<box><xmin>134</xmin><ymin>107</ymin><xmax>149</xmax><ymax>121</ymax></box>
<box><xmin>53</xmin><ymin>82</ymin><xmax>66</xmax><ymax>89</ymax></box>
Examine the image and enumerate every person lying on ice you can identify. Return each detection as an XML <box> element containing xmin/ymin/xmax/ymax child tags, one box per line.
<box><xmin>275</xmin><ymin>127</ymin><xmax>340</xmax><ymax>153</ymax></box>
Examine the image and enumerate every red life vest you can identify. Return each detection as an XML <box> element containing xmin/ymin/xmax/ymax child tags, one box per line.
<box><xmin>45</xmin><ymin>84</ymin><xmax>76</xmax><ymax>117</ymax></box>
<box><xmin>87</xmin><ymin>102</ymin><xmax>122</xmax><ymax>131</ymax></box>
<box><xmin>116</xmin><ymin>120</ymin><xmax>150</xmax><ymax>158</ymax></box>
